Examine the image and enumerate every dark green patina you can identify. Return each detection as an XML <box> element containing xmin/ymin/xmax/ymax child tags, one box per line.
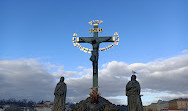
<box><xmin>77</xmin><ymin>23</ymin><xmax>115</xmax><ymax>91</ymax></box>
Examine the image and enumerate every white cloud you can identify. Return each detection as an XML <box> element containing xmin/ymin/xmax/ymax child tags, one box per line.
<box><xmin>77</xmin><ymin>66</ymin><xmax>85</xmax><ymax>69</ymax></box>
<box><xmin>0</xmin><ymin>52</ymin><xmax>188</xmax><ymax>105</ymax></box>
<box><xmin>157</xmin><ymin>94</ymin><xmax>188</xmax><ymax>101</ymax></box>
<box><xmin>65</xmin><ymin>53</ymin><xmax>188</xmax><ymax>105</ymax></box>
<box><xmin>0</xmin><ymin>58</ymin><xmax>81</xmax><ymax>102</ymax></box>
<box><xmin>0</xmin><ymin>58</ymin><xmax>56</xmax><ymax>101</ymax></box>
<box><xmin>182</xmin><ymin>49</ymin><xmax>188</xmax><ymax>54</ymax></box>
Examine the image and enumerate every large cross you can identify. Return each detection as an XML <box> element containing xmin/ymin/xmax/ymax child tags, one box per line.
<box><xmin>73</xmin><ymin>20</ymin><xmax>119</xmax><ymax>91</ymax></box>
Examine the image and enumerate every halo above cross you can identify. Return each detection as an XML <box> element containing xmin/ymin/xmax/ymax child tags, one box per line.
<box><xmin>72</xmin><ymin>20</ymin><xmax>119</xmax><ymax>54</ymax></box>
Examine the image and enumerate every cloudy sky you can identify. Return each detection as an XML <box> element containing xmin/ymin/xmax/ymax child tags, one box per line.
<box><xmin>0</xmin><ymin>0</ymin><xmax>188</xmax><ymax>106</ymax></box>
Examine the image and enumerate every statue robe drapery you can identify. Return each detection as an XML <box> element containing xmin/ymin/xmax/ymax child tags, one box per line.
<box><xmin>52</xmin><ymin>81</ymin><xmax>67</xmax><ymax>111</ymax></box>
<box><xmin>126</xmin><ymin>80</ymin><xmax>143</xmax><ymax>111</ymax></box>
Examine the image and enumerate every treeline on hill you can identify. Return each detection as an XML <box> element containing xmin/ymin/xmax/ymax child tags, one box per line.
<box><xmin>0</xmin><ymin>98</ymin><xmax>37</xmax><ymax>107</ymax></box>
<box><xmin>0</xmin><ymin>98</ymin><xmax>76</xmax><ymax>108</ymax></box>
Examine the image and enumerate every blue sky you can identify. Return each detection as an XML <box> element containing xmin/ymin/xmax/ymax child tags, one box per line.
<box><xmin>0</xmin><ymin>0</ymin><xmax>188</xmax><ymax>105</ymax></box>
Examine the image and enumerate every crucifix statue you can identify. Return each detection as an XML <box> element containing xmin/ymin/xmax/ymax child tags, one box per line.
<box><xmin>72</xmin><ymin>20</ymin><xmax>119</xmax><ymax>103</ymax></box>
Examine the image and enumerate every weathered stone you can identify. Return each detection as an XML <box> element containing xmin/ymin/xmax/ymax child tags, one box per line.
<box><xmin>72</xmin><ymin>96</ymin><xmax>120</xmax><ymax>111</ymax></box>
<box><xmin>126</xmin><ymin>75</ymin><xmax>143</xmax><ymax>111</ymax></box>
<box><xmin>52</xmin><ymin>77</ymin><xmax>67</xmax><ymax>111</ymax></box>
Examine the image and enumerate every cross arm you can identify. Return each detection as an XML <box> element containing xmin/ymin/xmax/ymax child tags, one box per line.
<box><xmin>77</xmin><ymin>37</ymin><xmax>93</xmax><ymax>43</ymax></box>
<box><xmin>98</xmin><ymin>37</ymin><xmax>115</xmax><ymax>43</ymax></box>
<box><xmin>77</xmin><ymin>36</ymin><xmax>115</xmax><ymax>43</ymax></box>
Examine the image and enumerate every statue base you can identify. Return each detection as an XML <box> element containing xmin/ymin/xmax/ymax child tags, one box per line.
<box><xmin>72</xmin><ymin>96</ymin><xmax>120</xmax><ymax>111</ymax></box>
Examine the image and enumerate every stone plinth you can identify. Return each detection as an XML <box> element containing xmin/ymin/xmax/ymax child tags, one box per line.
<box><xmin>72</xmin><ymin>96</ymin><xmax>120</xmax><ymax>111</ymax></box>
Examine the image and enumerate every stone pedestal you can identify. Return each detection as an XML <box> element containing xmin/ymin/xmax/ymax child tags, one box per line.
<box><xmin>72</xmin><ymin>96</ymin><xmax>120</xmax><ymax>111</ymax></box>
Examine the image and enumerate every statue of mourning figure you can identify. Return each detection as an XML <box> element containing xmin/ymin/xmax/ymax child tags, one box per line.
<box><xmin>52</xmin><ymin>76</ymin><xmax>67</xmax><ymax>111</ymax></box>
<box><xmin>126</xmin><ymin>74</ymin><xmax>143</xmax><ymax>111</ymax></box>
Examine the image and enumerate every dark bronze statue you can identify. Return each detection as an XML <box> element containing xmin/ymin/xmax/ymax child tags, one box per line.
<box><xmin>52</xmin><ymin>77</ymin><xmax>67</xmax><ymax>111</ymax></box>
<box><xmin>126</xmin><ymin>75</ymin><xmax>143</xmax><ymax>111</ymax></box>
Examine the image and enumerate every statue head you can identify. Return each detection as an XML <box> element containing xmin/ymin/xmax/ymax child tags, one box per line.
<box><xmin>131</xmin><ymin>75</ymin><xmax>136</xmax><ymax>81</ymax></box>
<box><xmin>60</xmin><ymin>77</ymin><xmax>64</xmax><ymax>82</ymax></box>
